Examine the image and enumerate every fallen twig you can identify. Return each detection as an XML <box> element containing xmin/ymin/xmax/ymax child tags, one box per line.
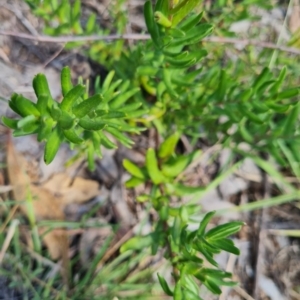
<box><xmin>0</xmin><ymin>30</ymin><xmax>300</xmax><ymax>55</ymax></box>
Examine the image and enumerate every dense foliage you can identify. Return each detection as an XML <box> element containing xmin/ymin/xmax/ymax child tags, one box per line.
<box><xmin>2</xmin><ymin>0</ymin><xmax>300</xmax><ymax>298</ymax></box>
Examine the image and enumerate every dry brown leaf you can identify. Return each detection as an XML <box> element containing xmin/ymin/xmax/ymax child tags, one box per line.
<box><xmin>42</xmin><ymin>172</ymin><xmax>99</xmax><ymax>205</ymax></box>
<box><xmin>6</xmin><ymin>134</ymin><xmax>100</xmax><ymax>289</ymax></box>
<box><xmin>41</xmin><ymin>228</ymin><xmax>70</xmax><ymax>288</ymax></box>
<box><xmin>6</xmin><ymin>135</ymin><xmax>69</xmax><ymax>285</ymax></box>
<box><xmin>6</xmin><ymin>136</ymin><xmax>64</xmax><ymax>220</ymax></box>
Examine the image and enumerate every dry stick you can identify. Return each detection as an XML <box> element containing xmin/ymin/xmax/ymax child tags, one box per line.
<box><xmin>234</xmin><ymin>286</ymin><xmax>256</xmax><ymax>300</ymax></box>
<box><xmin>219</xmin><ymin>253</ymin><xmax>255</xmax><ymax>300</ymax></box>
<box><xmin>0</xmin><ymin>219</ymin><xmax>20</xmax><ymax>263</ymax></box>
<box><xmin>204</xmin><ymin>36</ymin><xmax>300</xmax><ymax>56</ymax></box>
<box><xmin>0</xmin><ymin>31</ymin><xmax>150</xmax><ymax>42</ymax></box>
<box><xmin>1</xmin><ymin>30</ymin><xmax>300</xmax><ymax>55</ymax></box>
<box><xmin>219</xmin><ymin>254</ymin><xmax>237</xmax><ymax>300</ymax></box>
<box><xmin>43</xmin><ymin>44</ymin><xmax>66</xmax><ymax>68</ymax></box>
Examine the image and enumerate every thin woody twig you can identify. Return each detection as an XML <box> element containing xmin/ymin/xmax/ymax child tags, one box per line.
<box><xmin>1</xmin><ymin>30</ymin><xmax>300</xmax><ymax>55</ymax></box>
<box><xmin>204</xmin><ymin>36</ymin><xmax>300</xmax><ymax>55</ymax></box>
<box><xmin>0</xmin><ymin>31</ymin><xmax>150</xmax><ymax>42</ymax></box>
<box><xmin>42</xmin><ymin>44</ymin><xmax>65</xmax><ymax>68</ymax></box>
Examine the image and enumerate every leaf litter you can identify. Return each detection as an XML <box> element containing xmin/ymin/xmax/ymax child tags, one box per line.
<box><xmin>1</xmin><ymin>1</ymin><xmax>300</xmax><ymax>298</ymax></box>
<box><xmin>5</xmin><ymin>132</ymin><xmax>100</xmax><ymax>287</ymax></box>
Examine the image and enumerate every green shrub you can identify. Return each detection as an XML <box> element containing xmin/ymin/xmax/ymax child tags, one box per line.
<box><xmin>2</xmin><ymin>0</ymin><xmax>300</xmax><ymax>298</ymax></box>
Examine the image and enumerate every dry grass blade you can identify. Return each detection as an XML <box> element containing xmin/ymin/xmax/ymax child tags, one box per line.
<box><xmin>0</xmin><ymin>219</ymin><xmax>19</xmax><ymax>263</ymax></box>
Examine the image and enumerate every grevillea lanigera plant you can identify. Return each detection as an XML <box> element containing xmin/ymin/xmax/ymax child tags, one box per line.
<box><xmin>2</xmin><ymin>67</ymin><xmax>146</xmax><ymax>170</ymax></box>
<box><xmin>10</xmin><ymin>0</ymin><xmax>300</xmax><ymax>298</ymax></box>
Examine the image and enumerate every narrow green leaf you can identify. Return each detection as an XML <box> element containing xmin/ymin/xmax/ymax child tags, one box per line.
<box><xmin>124</xmin><ymin>109</ymin><xmax>149</xmax><ymax>118</ymax></box>
<box><xmin>162</xmin><ymin>158</ymin><xmax>188</xmax><ymax>177</ymax></box>
<box><xmin>197</xmin><ymin>211</ymin><xmax>216</xmax><ymax>236</ymax></box>
<box><xmin>179</xmin><ymin>12</ymin><xmax>203</xmax><ymax>31</ymax></box>
<box><xmin>1</xmin><ymin>116</ymin><xmax>19</xmax><ymax>129</ymax></box>
<box><xmin>198</xmin><ymin>269</ymin><xmax>232</xmax><ymax>278</ymax></box>
<box><xmin>205</xmin><ymin>222</ymin><xmax>244</xmax><ymax>240</ymax></box>
<box><xmin>136</xmin><ymin>66</ymin><xmax>158</xmax><ymax>76</ymax></box>
<box><xmin>105</xmin><ymin>127</ymin><xmax>134</xmax><ymax>148</ymax></box>
<box><xmin>174</xmin><ymin>282</ymin><xmax>183</xmax><ymax>300</ymax></box>
<box><xmin>120</xmin><ymin>234</ymin><xmax>153</xmax><ymax>252</ymax></box>
<box><xmin>266</xmin><ymin>102</ymin><xmax>290</xmax><ymax>113</ymax></box>
<box><xmin>61</xmin><ymin>66</ymin><xmax>73</xmax><ymax>96</ymax></box>
<box><xmin>182</xmin><ymin>289</ymin><xmax>202</xmax><ymax>300</ymax></box>
<box><xmin>203</xmin><ymin>278</ymin><xmax>222</xmax><ymax>295</ymax></box>
<box><xmin>99</xmin><ymin>132</ymin><xmax>117</xmax><ymax>149</ymax></box>
<box><xmin>36</xmin><ymin>94</ymin><xmax>51</xmax><ymax>116</ymax></box>
<box><xmin>157</xmin><ymin>273</ymin><xmax>173</xmax><ymax>296</ymax></box>
<box><xmin>63</xmin><ymin>128</ymin><xmax>83</xmax><ymax>144</ymax></box>
<box><xmin>58</xmin><ymin>111</ymin><xmax>75</xmax><ymax>129</ymax></box>
<box><xmin>110</xmin><ymin>88</ymin><xmax>140</xmax><ymax>109</ymax></box>
<box><xmin>60</xmin><ymin>84</ymin><xmax>85</xmax><ymax>111</ymax></box>
<box><xmin>144</xmin><ymin>1</ymin><xmax>161</xmax><ymax>47</ymax></box>
<box><xmin>268</xmin><ymin>142</ymin><xmax>286</xmax><ymax>166</ymax></box>
<box><xmin>238</xmin><ymin>120</ymin><xmax>254</xmax><ymax>143</ymax></box>
<box><xmin>79</xmin><ymin>117</ymin><xmax>106</xmax><ymax>131</ymax></box>
<box><xmin>37</xmin><ymin>117</ymin><xmax>54</xmax><ymax>142</ymax></box>
<box><xmin>17</xmin><ymin>115</ymin><xmax>37</xmax><ymax>129</ymax></box>
<box><xmin>154</xmin><ymin>0</ymin><xmax>169</xmax><ymax>16</ymax></box>
<box><xmin>50</xmin><ymin>102</ymin><xmax>62</xmax><ymax>121</ymax></box>
<box><xmin>9</xmin><ymin>94</ymin><xmax>23</xmax><ymax>116</ymax></box>
<box><xmin>118</xmin><ymin>102</ymin><xmax>142</xmax><ymax>112</ymax></box>
<box><xmin>252</xmin><ymin>99</ymin><xmax>269</xmax><ymax>113</ymax></box>
<box><xmin>173</xmin><ymin>184</ymin><xmax>204</xmax><ymax>196</ymax></box>
<box><xmin>72</xmin><ymin>94</ymin><xmax>102</xmax><ymax>118</ymax></box>
<box><xmin>210</xmin><ymin>238</ymin><xmax>240</xmax><ymax>255</ymax></box>
<box><xmin>193</xmin><ymin>241</ymin><xmax>218</xmax><ymax>267</ymax></box>
<box><xmin>252</xmin><ymin>67</ymin><xmax>272</xmax><ymax>91</ymax></box>
<box><xmin>171</xmin><ymin>0</ymin><xmax>201</xmax><ymax>26</ymax></box>
<box><xmin>12</xmin><ymin>95</ymin><xmax>40</xmax><ymax>117</ymax></box>
<box><xmin>103</xmin><ymin>79</ymin><xmax>122</xmax><ymax>101</ymax></box>
<box><xmin>181</xmin><ymin>274</ymin><xmax>200</xmax><ymax>296</ymax></box>
<box><xmin>205</xmin><ymin>222</ymin><xmax>245</xmax><ymax>241</ymax></box>
<box><xmin>101</xmin><ymin>111</ymin><xmax>126</xmax><ymax>119</ymax></box>
<box><xmin>92</xmin><ymin>131</ymin><xmax>102</xmax><ymax>157</ymax></box>
<box><xmin>71</xmin><ymin>0</ymin><xmax>81</xmax><ymax>23</ymax></box>
<box><xmin>158</xmin><ymin>131</ymin><xmax>180</xmax><ymax>159</ymax></box>
<box><xmin>163</xmin><ymin>69</ymin><xmax>178</xmax><ymax>98</ymax></box>
<box><xmin>240</xmin><ymin>105</ymin><xmax>264</xmax><ymax>124</ymax></box>
<box><xmin>169</xmin><ymin>24</ymin><xmax>214</xmax><ymax>47</ymax></box>
<box><xmin>33</xmin><ymin>73</ymin><xmax>52</xmax><ymax>99</ymax></box>
<box><xmin>13</xmin><ymin>123</ymin><xmax>39</xmax><ymax>136</ymax></box>
<box><xmin>154</xmin><ymin>11</ymin><xmax>172</xmax><ymax>28</ymax></box>
<box><xmin>146</xmin><ymin>148</ymin><xmax>166</xmax><ymax>184</ymax></box>
<box><xmin>162</xmin><ymin>150</ymin><xmax>201</xmax><ymax>177</ymax></box>
<box><xmin>165</xmin><ymin>52</ymin><xmax>205</xmax><ymax>68</ymax></box>
<box><xmin>44</xmin><ymin>127</ymin><xmax>64</xmax><ymax>164</ymax></box>
<box><xmin>123</xmin><ymin>159</ymin><xmax>146</xmax><ymax>179</ymax></box>
<box><xmin>276</xmin><ymin>88</ymin><xmax>300</xmax><ymax>100</ymax></box>
<box><xmin>125</xmin><ymin>176</ymin><xmax>145</xmax><ymax>188</ymax></box>
<box><xmin>102</xmin><ymin>70</ymin><xmax>115</xmax><ymax>93</ymax></box>
<box><xmin>269</xmin><ymin>66</ymin><xmax>287</xmax><ymax>94</ymax></box>
<box><xmin>282</xmin><ymin>104</ymin><xmax>299</xmax><ymax>137</ymax></box>
<box><xmin>86</xmin><ymin>14</ymin><xmax>96</xmax><ymax>33</ymax></box>
<box><xmin>179</xmin><ymin>206</ymin><xmax>189</xmax><ymax>223</ymax></box>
